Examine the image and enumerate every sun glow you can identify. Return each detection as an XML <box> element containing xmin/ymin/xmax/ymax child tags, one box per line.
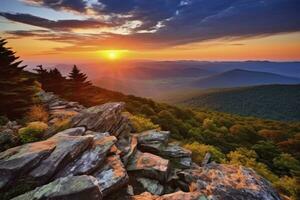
<box><xmin>101</xmin><ymin>50</ymin><xmax>121</xmax><ymax>60</ymax></box>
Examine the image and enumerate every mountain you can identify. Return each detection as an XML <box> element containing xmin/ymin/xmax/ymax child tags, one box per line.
<box><xmin>0</xmin><ymin>91</ymin><xmax>283</xmax><ymax>200</ymax></box>
<box><xmin>179</xmin><ymin>84</ymin><xmax>300</xmax><ymax>121</ymax></box>
<box><xmin>190</xmin><ymin>69</ymin><xmax>300</xmax><ymax>88</ymax></box>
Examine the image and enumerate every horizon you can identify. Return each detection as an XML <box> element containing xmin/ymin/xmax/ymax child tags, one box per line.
<box><xmin>1</xmin><ymin>0</ymin><xmax>300</xmax><ymax>63</ymax></box>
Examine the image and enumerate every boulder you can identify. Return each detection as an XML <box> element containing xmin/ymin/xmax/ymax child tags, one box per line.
<box><xmin>137</xmin><ymin>177</ymin><xmax>164</xmax><ymax>195</ymax></box>
<box><xmin>137</xmin><ymin>130</ymin><xmax>170</xmax><ymax>144</ymax></box>
<box><xmin>127</xmin><ymin>151</ymin><xmax>170</xmax><ymax>182</ymax></box>
<box><xmin>131</xmin><ymin>191</ymin><xmax>206</xmax><ymax>200</ymax></box>
<box><xmin>116</xmin><ymin>135</ymin><xmax>138</xmax><ymax>165</ymax></box>
<box><xmin>93</xmin><ymin>155</ymin><xmax>129</xmax><ymax>197</ymax></box>
<box><xmin>180</xmin><ymin>164</ymin><xmax>281</xmax><ymax>200</ymax></box>
<box><xmin>0</xmin><ymin>140</ymin><xmax>56</xmax><ymax>190</ymax></box>
<box><xmin>160</xmin><ymin>191</ymin><xmax>206</xmax><ymax>200</ymax></box>
<box><xmin>12</xmin><ymin>175</ymin><xmax>102</xmax><ymax>200</ymax></box>
<box><xmin>29</xmin><ymin>130</ymin><xmax>93</xmax><ymax>184</ymax></box>
<box><xmin>55</xmin><ymin>133</ymin><xmax>117</xmax><ymax>177</ymax></box>
<box><xmin>70</xmin><ymin>103</ymin><xmax>131</xmax><ymax>137</ymax></box>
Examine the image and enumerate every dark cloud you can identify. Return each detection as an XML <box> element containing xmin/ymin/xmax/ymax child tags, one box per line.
<box><xmin>25</xmin><ymin>0</ymin><xmax>87</xmax><ymax>12</ymax></box>
<box><xmin>5</xmin><ymin>0</ymin><xmax>300</xmax><ymax>49</ymax></box>
<box><xmin>0</xmin><ymin>12</ymin><xmax>111</xmax><ymax>31</ymax></box>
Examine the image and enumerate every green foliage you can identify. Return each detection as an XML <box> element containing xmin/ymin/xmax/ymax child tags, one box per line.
<box><xmin>52</xmin><ymin>118</ymin><xmax>71</xmax><ymax>133</ymax></box>
<box><xmin>180</xmin><ymin>84</ymin><xmax>300</xmax><ymax>121</ymax></box>
<box><xmin>252</xmin><ymin>141</ymin><xmax>281</xmax><ymax>167</ymax></box>
<box><xmin>226</xmin><ymin>148</ymin><xmax>279</xmax><ymax>183</ymax></box>
<box><xmin>35</xmin><ymin>65</ymin><xmax>300</xmax><ymax>200</ymax></box>
<box><xmin>184</xmin><ymin>142</ymin><xmax>225</xmax><ymax>163</ymax></box>
<box><xmin>129</xmin><ymin>114</ymin><xmax>160</xmax><ymax>132</ymax></box>
<box><xmin>274</xmin><ymin>176</ymin><xmax>299</xmax><ymax>200</ymax></box>
<box><xmin>18</xmin><ymin>121</ymin><xmax>48</xmax><ymax>143</ymax></box>
<box><xmin>0</xmin><ymin>38</ymin><xmax>37</xmax><ymax>119</ymax></box>
<box><xmin>273</xmin><ymin>153</ymin><xmax>300</xmax><ymax>176</ymax></box>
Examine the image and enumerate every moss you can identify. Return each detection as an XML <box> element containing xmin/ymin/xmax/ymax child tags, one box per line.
<box><xmin>18</xmin><ymin>121</ymin><xmax>48</xmax><ymax>143</ymax></box>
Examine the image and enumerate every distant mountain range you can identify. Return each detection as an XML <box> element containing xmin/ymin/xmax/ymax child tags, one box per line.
<box><xmin>177</xmin><ymin>84</ymin><xmax>300</xmax><ymax>121</ymax></box>
<box><xmin>190</xmin><ymin>69</ymin><xmax>300</xmax><ymax>88</ymax></box>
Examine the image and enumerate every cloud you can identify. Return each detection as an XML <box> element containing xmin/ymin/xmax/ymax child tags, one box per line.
<box><xmin>0</xmin><ymin>12</ymin><xmax>112</xmax><ymax>31</ymax></box>
<box><xmin>24</xmin><ymin>0</ymin><xmax>87</xmax><ymax>13</ymax></box>
<box><xmin>5</xmin><ymin>0</ymin><xmax>300</xmax><ymax>50</ymax></box>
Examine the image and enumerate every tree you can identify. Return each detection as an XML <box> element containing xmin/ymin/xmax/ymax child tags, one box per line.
<box><xmin>34</xmin><ymin>65</ymin><xmax>66</xmax><ymax>95</ymax></box>
<box><xmin>0</xmin><ymin>38</ymin><xmax>37</xmax><ymax>119</ymax></box>
<box><xmin>68</xmin><ymin>65</ymin><xmax>91</xmax><ymax>101</ymax></box>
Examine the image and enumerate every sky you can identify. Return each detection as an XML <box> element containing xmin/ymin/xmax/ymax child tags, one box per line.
<box><xmin>1</xmin><ymin>0</ymin><xmax>300</xmax><ymax>63</ymax></box>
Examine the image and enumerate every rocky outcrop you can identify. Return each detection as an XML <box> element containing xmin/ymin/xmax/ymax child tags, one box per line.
<box><xmin>0</xmin><ymin>92</ymin><xmax>282</xmax><ymax>200</ymax></box>
<box><xmin>12</xmin><ymin>175</ymin><xmax>102</xmax><ymax>200</ymax></box>
<box><xmin>179</xmin><ymin>164</ymin><xmax>281</xmax><ymax>200</ymax></box>
<box><xmin>127</xmin><ymin>151</ymin><xmax>170</xmax><ymax>182</ymax></box>
<box><xmin>70</xmin><ymin>102</ymin><xmax>131</xmax><ymax>137</ymax></box>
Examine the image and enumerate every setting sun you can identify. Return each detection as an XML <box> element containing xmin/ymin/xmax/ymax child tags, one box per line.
<box><xmin>102</xmin><ymin>50</ymin><xmax>120</xmax><ymax>60</ymax></box>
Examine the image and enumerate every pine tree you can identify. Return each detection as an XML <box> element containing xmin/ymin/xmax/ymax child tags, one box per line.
<box><xmin>35</xmin><ymin>65</ymin><xmax>66</xmax><ymax>95</ymax></box>
<box><xmin>68</xmin><ymin>65</ymin><xmax>92</xmax><ymax>101</ymax></box>
<box><xmin>0</xmin><ymin>38</ymin><xmax>37</xmax><ymax>119</ymax></box>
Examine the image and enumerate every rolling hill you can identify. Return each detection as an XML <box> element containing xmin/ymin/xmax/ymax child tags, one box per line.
<box><xmin>190</xmin><ymin>69</ymin><xmax>300</xmax><ymax>89</ymax></box>
<box><xmin>178</xmin><ymin>84</ymin><xmax>300</xmax><ymax>121</ymax></box>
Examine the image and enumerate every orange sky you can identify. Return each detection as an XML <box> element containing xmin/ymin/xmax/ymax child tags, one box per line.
<box><xmin>6</xmin><ymin>32</ymin><xmax>300</xmax><ymax>63</ymax></box>
<box><xmin>1</xmin><ymin>0</ymin><xmax>300</xmax><ymax>63</ymax></box>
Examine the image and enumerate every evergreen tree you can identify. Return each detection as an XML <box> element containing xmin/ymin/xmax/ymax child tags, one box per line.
<box><xmin>34</xmin><ymin>65</ymin><xmax>66</xmax><ymax>95</ymax></box>
<box><xmin>68</xmin><ymin>65</ymin><xmax>91</xmax><ymax>101</ymax></box>
<box><xmin>0</xmin><ymin>38</ymin><xmax>37</xmax><ymax>119</ymax></box>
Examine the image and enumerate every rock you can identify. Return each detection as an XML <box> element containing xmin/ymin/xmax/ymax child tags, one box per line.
<box><xmin>127</xmin><ymin>151</ymin><xmax>170</xmax><ymax>182</ymax></box>
<box><xmin>70</xmin><ymin>103</ymin><xmax>131</xmax><ymax>137</ymax></box>
<box><xmin>131</xmin><ymin>191</ymin><xmax>206</xmax><ymax>200</ymax></box>
<box><xmin>12</xmin><ymin>175</ymin><xmax>102</xmax><ymax>200</ymax></box>
<box><xmin>93</xmin><ymin>155</ymin><xmax>129</xmax><ymax>197</ymax></box>
<box><xmin>201</xmin><ymin>153</ymin><xmax>211</xmax><ymax>166</ymax></box>
<box><xmin>181</xmin><ymin>164</ymin><xmax>281</xmax><ymax>200</ymax></box>
<box><xmin>160</xmin><ymin>191</ymin><xmax>206</xmax><ymax>200</ymax></box>
<box><xmin>0</xmin><ymin>140</ymin><xmax>56</xmax><ymax>190</ymax></box>
<box><xmin>137</xmin><ymin>130</ymin><xmax>170</xmax><ymax>144</ymax></box>
<box><xmin>56</xmin><ymin>133</ymin><xmax>117</xmax><ymax>177</ymax></box>
<box><xmin>137</xmin><ymin>177</ymin><xmax>164</xmax><ymax>195</ymax></box>
<box><xmin>116</xmin><ymin>135</ymin><xmax>138</xmax><ymax>165</ymax></box>
<box><xmin>160</xmin><ymin>144</ymin><xmax>192</xmax><ymax>169</ymax></box>
<box><xmin>55</xmin><ymin>127</ymin><xmax>86</xmax><ymax>136</ymax></box>
<box><xmin>29</xmin><ymin>130</ymin><xmax>93</xmax><ymax>184</ymax></box>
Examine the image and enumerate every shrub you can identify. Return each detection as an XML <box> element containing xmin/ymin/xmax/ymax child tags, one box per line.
<box><xmin>274</xmin><ymin>176</ymin><xmax>299</xmax><ymax>200</ymax></box>
<box><xmin>129</xmin><ymin>114</ymin><xmax>160</xmax><ymax>133</ymax></box>
<box><xmin>26</xmin><ymin>105</ymin><xmax>48</xmax><ymax>122</ymax></box>
<box><xmin>18</xmin><ymin>121</ymin><xmax>48</xmax><ymax>143</ymax></box>
<box><xmin>184</xmin><ymin>142</ymin><xmax>225</xmax><ymax>164</ymax></box>
<box><xmin>227</xmin><ymin>148</ymin><xmax>279</xmax><ymax>183</ymax></box>
<box><xmin>52</xmin><ymin>118</ymin><xmax>71</xmax><ymax>132</ymax></box>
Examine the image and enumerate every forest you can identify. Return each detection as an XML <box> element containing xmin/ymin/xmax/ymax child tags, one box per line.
<box><xmin>0</xmin><ymin>38</ymin><xmax>299</xmax><ymax>199</ymax></box>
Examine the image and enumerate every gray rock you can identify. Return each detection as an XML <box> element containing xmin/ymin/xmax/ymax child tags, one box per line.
<box><xmin>137</xmin><ymin>178</ymin><xmax>164</xmax><ymax>195</ymax></box>
<box><xmin>132</xmin><ymin>191</ymin><xmax>206</xmax><ymax>200</ymax></box>
<box><xmin>181</xmin><ymin>164</ymin><xmax>281</xmax><ymax>200</ymax></box>
<box><xmin>0</xmin><ymin>140</ymin><xmax>56</xmax><ymax>190</ymax></box>
<box><xmin>56</xmin><ymin>133</ymin><xmax>117</xmax><ymax>177</ymax></box>
<box><xmin>116</xmin><ymin>136</ymin><xmax>138</xmax><ymax>165</ymax></box>
<box><xmin>127</xmin><ymin>151</ymin><xmax>170</xmax><ymax>182</ymax></box>
<box><xmin>29</xmin><ymin>131</ymin><xmax>93</xmax><ymax>183</ymax></box>
<box><xmin>93</xmin><ymin>155</ymin><xmax>129</xmax><ymax>197</ymax></box>
<box><xmin>137</xmin><ymin>130</ymin><xmax>170</xmax><ymax>144</ymax></box>
<box><xmin>70</xmin><ymin>103</ymin><xmax>131</xmax><ymax>137</ymax></box>
<box><xmin>12</xmin><ymin>175</ymin><xmax>102</xmax><ymax>200</ymax></box>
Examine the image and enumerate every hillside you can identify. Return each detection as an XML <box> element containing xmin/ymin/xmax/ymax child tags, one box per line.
<box><xmin>179</xmin><ymin>84</ymin><xmax>300</xmax><ymax>121</ymax></box>
<box><xmin>190</xmin><ymin>69</ymin><xmax>300</xmax><ymax>89</ymax></box>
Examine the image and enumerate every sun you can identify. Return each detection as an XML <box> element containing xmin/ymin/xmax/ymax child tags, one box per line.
<box><xmin>102</xmin><ymin>50</ymin><xmax>122</xmax><ymax>60</ymax></box>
